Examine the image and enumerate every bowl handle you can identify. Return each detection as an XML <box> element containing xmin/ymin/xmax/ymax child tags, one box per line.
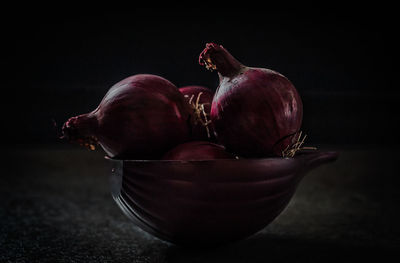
<box><xmin>299</xmin><ymin>150</ymin><xmax>339</xmax><ymax>172</ymax></box>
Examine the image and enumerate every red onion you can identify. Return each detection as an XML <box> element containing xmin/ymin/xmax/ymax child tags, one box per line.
<box><xmin>162</xmin><ymin>141</ymin><xmax>236</xmax><ymax>160</ymax></box>
<box><xmin>199</xmin><ymin>43</ymin><xmax>303</xmax><ymax>157</ymax></box>
<box><xmin>179</xmin><ymin>85</ymin><xmax>215</xmax><ymax>140</ymax></box>
<box><xmin>62</xmin><ymin>74</ymin><xmax>191</xmax><ymax>159</ymax></box>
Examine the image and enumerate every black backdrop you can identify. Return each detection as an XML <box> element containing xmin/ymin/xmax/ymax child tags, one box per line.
<box><xmin>2</xmin><ymin>7</ymin><xmax>400</xmax><ymax>262</ymax></box>
<box><xmin>3</xmin><ymin>6</ymin><xmax>397</xmax><ymax>147</ymax></box>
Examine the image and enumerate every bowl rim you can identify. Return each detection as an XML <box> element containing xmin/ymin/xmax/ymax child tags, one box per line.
<box><xmin>104</xmin><ymin>150</ymin><xmax>331</xmax><ymax>163</ymax></box>
<box><xmin>105</xmin><ymin>155</ymin><xmax>296</xmax><ymax>163</ymax></box>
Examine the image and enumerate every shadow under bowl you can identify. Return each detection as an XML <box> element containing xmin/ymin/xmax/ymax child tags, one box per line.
<box><xmin>109</xmin><ymin>151</ymin><xmax>338</xmax><ymax>246</ymax></box>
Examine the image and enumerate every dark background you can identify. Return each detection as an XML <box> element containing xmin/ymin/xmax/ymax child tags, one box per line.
<box><xmin>2</xmin><ymin>6</ymin><xmax>400</xmax><ymax>262</ymax></box>
<box><xmin>2</xmin><ymin>6</ymin><xmax>397</xmax><ymax>146</ymax></box>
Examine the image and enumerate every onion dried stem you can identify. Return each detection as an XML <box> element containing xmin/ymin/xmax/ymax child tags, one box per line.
<box><xmin>188</xmin><ymin>92</ymin><xmax>212</xmax><ymax>138</ymax></box>
<box><xmin>78</xmin><ymin>136</ymin><xmax>98</xmax><ymax>151</ymax></box>
<box><xmin>282</xmin><ymin>131</ymin><xmax>316</xmax><ymax>158</ymax></box>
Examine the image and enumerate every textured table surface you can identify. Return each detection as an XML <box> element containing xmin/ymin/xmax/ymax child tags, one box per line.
<box><xmin>1</xmin><ymin>145</ymin><xmax>399</xmax><ymax>262</ymax></box>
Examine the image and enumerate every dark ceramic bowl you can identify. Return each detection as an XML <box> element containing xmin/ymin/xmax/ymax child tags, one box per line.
<box><xmin>109</xmin><ymin>151</ymin><xmax>338</xmax><ymax>246</ymax></box>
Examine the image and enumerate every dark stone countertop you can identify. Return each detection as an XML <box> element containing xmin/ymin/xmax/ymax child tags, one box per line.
<box><xmin>1</xmin><ymin>145</ymin><xmax>399</xmax><ymax>262</ymax></box>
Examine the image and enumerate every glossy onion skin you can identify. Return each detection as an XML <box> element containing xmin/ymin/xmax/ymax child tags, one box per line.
<box><xmin>213</xmin><ymin>68</ymin><xmax>303</xmax><ymax>157</ymax></box>
<box><xmin>179</xmin><ymin>86</ymin><xmax>215</xmax><ymax>141</ymax></box>
<box><xmin>162</xmin><ymin>141</ymin><xmax>235</xmax><ymax>160</ymax></box>
<box><xmin>200</xmin><ymin>43</ymin><xmax>303</xmax><ymax>157</ymax></box>
<box><xmin>63</xmin><ymin>74</ymin><xmax>191</xmax><ymax>159</ymax></box>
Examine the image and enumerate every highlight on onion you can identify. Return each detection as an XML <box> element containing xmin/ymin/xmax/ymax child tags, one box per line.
<box><xmin>162</xmin><ymin>141</ymin><xmax>236</xmax><ymax>161</ymax></box>
<box><xmin>199</xmin><ymin>43</ymin><xmax>304</xmax><ymax>157</ymax></box>
<box><xmin>62</xmin><ymin>74</ymin><xmax>191</xmax><ymax>159</ymax></box>
<box><xmin>179</xmin><ymin>85</ymin><xmax>215</xmax><ymax>140</ymax></box>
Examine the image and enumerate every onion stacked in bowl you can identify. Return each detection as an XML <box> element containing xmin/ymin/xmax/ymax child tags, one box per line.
<box><xmin>62</xmin><ymin>43</ymin><xmax>305</xmax><ymax>160</ymax></box>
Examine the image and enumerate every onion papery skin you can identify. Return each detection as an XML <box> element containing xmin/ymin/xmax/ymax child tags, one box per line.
<box><xmin>199</xmin><ymin>43</ymin><xmax>303</xmax><ymax>157</ymax></box>
<box><xmin>62</xmin><ymin>74</ymin><xmax>191</xmax><ymax>159</ymax></box>
<box><xmin>162</xmin><ymin>141</ymin><xmax>236</xmax><ymax>161</ymax></box>
<box><xmin>179</xmin><ymin>85</ymin><xmax>215</xmax><ymax>141</ymax></box>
